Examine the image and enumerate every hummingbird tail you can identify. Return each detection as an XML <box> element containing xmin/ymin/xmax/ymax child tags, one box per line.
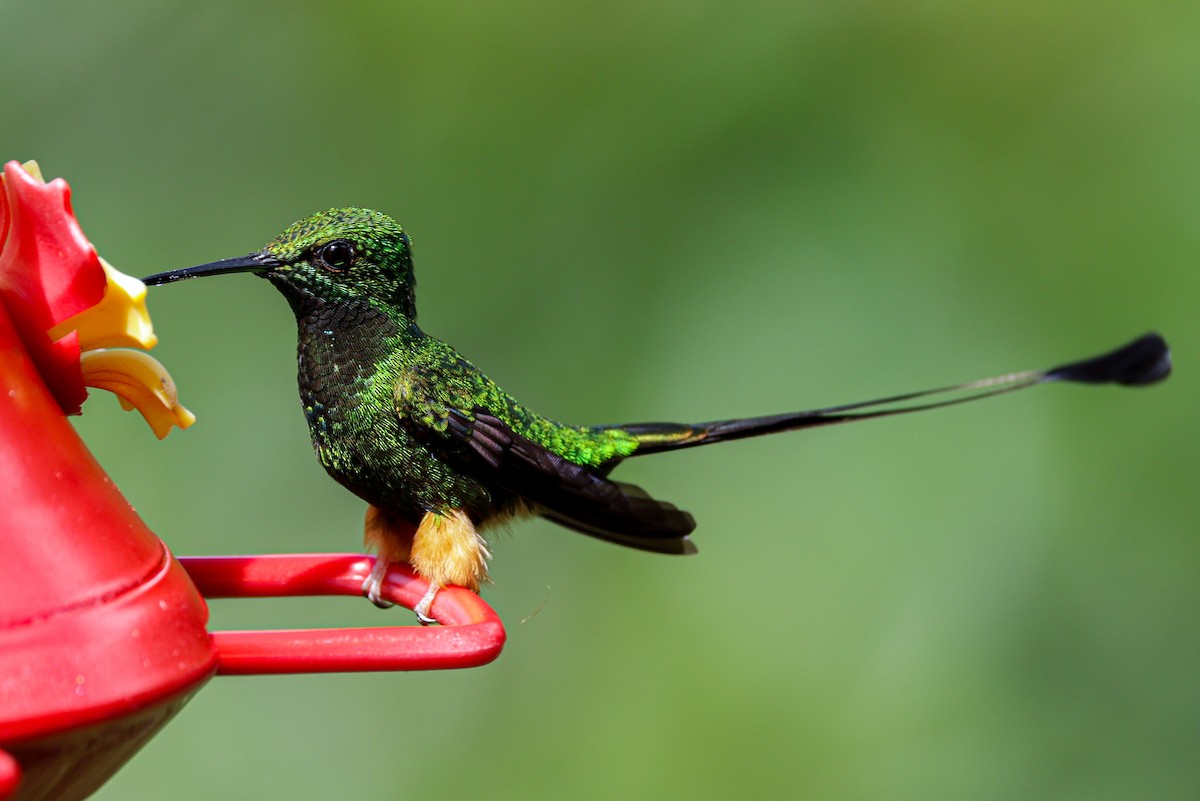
<box><xmin>617</xmin><ymin>333</ymin><xmax>1170</xmax><ymax>456</ymax></box>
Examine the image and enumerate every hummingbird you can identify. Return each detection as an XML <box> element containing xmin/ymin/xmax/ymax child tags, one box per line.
<box><xmin>143</xmin><ymin>207</ymin><xmax>1171</xmax><ymax>622</ymax></box>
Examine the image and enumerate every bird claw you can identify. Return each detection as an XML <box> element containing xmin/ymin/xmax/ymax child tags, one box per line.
<box><xmin>413</xmin><ymin>583</ymin><xmax>441</xmax><ymax>626</ymax></box>
<box><xmin>362</xmin><ymin>557</ymin><xmax>440</xmax><ymax>623</ymax></box>
<box><xmin>363</xmin><ymin>588</ymin><xmax>395</xmax><ymax>609</ymax></box>
<box><xmin>362</xmin><ymin>557</ymin><xmax>395</xmax><ymax>608</ymax></box>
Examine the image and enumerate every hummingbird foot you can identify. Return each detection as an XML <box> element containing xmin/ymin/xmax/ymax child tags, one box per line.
<box><xmin>362</xmin><ymin>507</ymin><xmax>489</xmax><ymax>622</ymax></box>
<box><xmin>408</xmin><ymin>508</ymin><xmax>491</xmax><ymax>615</ymax></box>
<box><xmin>363</xmin><ymin>505</ymin><xmax>418</xmax><ymax>609</ymax></box>
<box><xmin>362</xmin><ymin>556</ymin><xmax>395</xmax><ymax>609</ymax></box>
<box><xmin>413</xmin><ymin>583</ymin><xmax>441</xmax><ymax>625</ymax></box>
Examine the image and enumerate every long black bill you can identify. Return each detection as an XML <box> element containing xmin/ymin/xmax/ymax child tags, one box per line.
<box><xmin>142</xmin><ymin>252</ymin><xmax>281</xmax><ymax>286</ymax></box>
<box><xmin>625</xmin><ymin>333</ymin><xmax>1172</xmax><ymax>455</ymax></box>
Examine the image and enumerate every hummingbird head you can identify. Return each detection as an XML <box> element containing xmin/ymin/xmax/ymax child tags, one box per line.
<box><xmin>144</xmin><ymin>207</ymin><xmax>418</xmax><ymax>320</ymax></box>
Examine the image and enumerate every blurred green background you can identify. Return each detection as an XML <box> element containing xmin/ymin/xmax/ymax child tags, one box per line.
<box><xmin>3</xmin><ymin>1</ymin><xmax>1198</xmax><ymax>799</ymax></box>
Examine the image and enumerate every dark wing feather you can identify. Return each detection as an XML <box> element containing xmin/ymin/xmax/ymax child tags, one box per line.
<box><xmin>441</xmin><ymin>408</ymin><xmax>696</xmax><ymax>555</ymax></box>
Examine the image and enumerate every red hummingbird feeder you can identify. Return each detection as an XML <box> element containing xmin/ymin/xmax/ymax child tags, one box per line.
<box><xmin>0</xmin><ymin>160</ymin><xmax>507</xmax><ymax>801</ymax></box>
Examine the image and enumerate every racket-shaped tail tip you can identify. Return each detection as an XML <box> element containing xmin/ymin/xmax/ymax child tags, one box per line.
<box><xmin>1047</xmin><ymin>333</ymin><xmax>1171</xmax><ymax>387</ymax></box>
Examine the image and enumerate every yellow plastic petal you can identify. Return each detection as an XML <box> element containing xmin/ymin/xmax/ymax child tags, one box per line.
<box><xmin>49</xmin><ymin>258</ymin><xmax>157</xmax><ymax>350</ymax></box>
<box><xmin>80</xmin><ymin>349</ymin><xmax>196</xmax><ymax>439</ymax></box>
<box><xmin>20</xmin><ymin>160</ymin><xmax>44</xmax><ymax>182</ymax></box>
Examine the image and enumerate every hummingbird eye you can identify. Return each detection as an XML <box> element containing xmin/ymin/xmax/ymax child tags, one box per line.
<box><xmin>317</xmin><ymin>239</ymin><xmax>356</xmax><ymax>270</ymax></box>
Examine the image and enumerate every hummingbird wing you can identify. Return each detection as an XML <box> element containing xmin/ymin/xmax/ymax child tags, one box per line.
<box><xmin>394</xmin><ymin>376</ymin><xmax>696</xmax><ymax>554</ymax></box>
<box><xmin>444</xmin><ymin>409</ymin><xmax>696</xmax><ymax>554</ymax></box>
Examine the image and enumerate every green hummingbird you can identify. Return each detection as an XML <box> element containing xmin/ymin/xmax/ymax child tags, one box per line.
<box><xmin>143</xmin><ymin>207</ymin><xmax>1171</xmax><ymax>622</ymax></box>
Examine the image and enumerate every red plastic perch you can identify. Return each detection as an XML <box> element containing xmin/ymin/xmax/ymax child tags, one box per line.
<box><xmin>180</xmin><ymin>553</ymin><xmax>506</xmax><ymax>675</ymax></box>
